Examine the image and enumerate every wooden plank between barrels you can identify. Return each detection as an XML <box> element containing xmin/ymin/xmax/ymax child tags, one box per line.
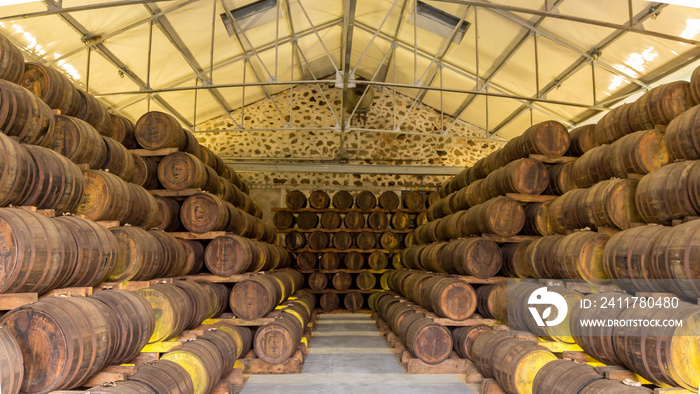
<box><xmin>94</xmin><ymin>220</ymin><xmax>120</xmax><ymax>228</ymax></box>
<box><xmin>128</xmin><ymin>147</ymin><xmax>179</xmax><ymax>156</ymax></box>
<box><xmin>277</xmin><ymin>228</ymin><xmax>413</xmax><ymax>234</ymax></box>
<box><xmin>504</xmin><ymin>193</ymin><xmax>557</xmax><ymax>203</ymax></box>
<box><xmin>294</xmin><ymin>248</ymin><xmax>392</xmax><ymax>253</ymax></box>
<box><xmin>167</xmin><ymin>231</ymin><xmax>227</xmax><ymax>240</ymax></box>
<box><xmin>140</xmin><ymin>341</ymin><xmax>184</xmax><ymax>353</ymax></box>
<box><xmin>452</xmin><ymin>275</ymin><xmax>509</xmax><ymax>285</ymax></box>
<box><xmin>0</xmin><ymin>293</ymin><xmax>38</xmax><ymax>310</ymax></box>
<box><xmin>561</xmin><ymin>351</ymin><xmax>602</xmax><ymax>364</ymax></box>
<box><xmin>299</xmin><ymin>269</ymin><xmax>389</xmax><ymax>274</ymax></box>
<box><xmin>203</xmin><ymin>316</ymin><xmax>276</xmax><ymax>327</ymax></box>
<box><xmin>482</xmin><ymin>234</ymin><xmax>541</xmax><ymax>243</ymax></box>
<box><xmin>82</xmin><ymin>371</ymin><xmax>127</xmax><ymax>387</ymax></box>
<box><xmin>40</xmin><ymin>286</ymin><xmax>93</xmax><ymax>298</ymax></box>
<box><xmin>131</xmin><ymin>352</ymin><xmax>159</xmax><ymax>364</ymax></box>
<box><xmin>93</xmin><ymin>278</ymin><xmax>173</xmax><ymax>292</ymax></box>
<box><xmin>599</xmin><ymin>367</ymin><xmax>652</xmax><ymax>385</ymax></box>
<box><xmin>536</xmin><ymin>341</ymin><xmax>582</xmax><ymax>353</ymax></box>
<box><xmin>149</xmin><ymin>188</ymin><xmax>201</xmax><ymax>197</ymax></box>
<box><xmin>430</xmin><ymin>318</ymin><xmax>500</xmax><ymax>327</ymax></box>
<box><xmin>529</xmin><ymin>154</ymin><xmax>577</xmax><ymax>164</ymax></box>
<box><xmin>179</xmin><ymin>273</ymin><xmax>252</xmax><ymax>283</ymax></box>
<box><xmin>406</xmin><ymin>358</ymin><xmax>470</xmax><ymax>374</ymax></box>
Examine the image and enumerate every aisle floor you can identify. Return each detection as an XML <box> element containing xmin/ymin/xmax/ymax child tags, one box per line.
<box><xmin>240</xmin><ymin>313</ymin><xmax>479</xmax><ymax>394</ymax></box>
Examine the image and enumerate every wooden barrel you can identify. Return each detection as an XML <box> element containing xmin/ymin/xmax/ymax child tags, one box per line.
<box><xmin>1</xmin><ymin>296</ymin><xmax>113</xmax><ymax>392</ymax></box>
<box><xmin>320</xmin><ymin>293</ymin><xmax>340</xmax><ymax>311</ymax></box>
<box><xmin>296</xmin><ymin>211</ymin><xmax>319</xmax><ymax>229</ymax></box>
<box><xmin>402</xmin><ymin>316</ymin><xmax>452</xmax><ymax>365</ymax></box>
<box><xmin>452</xmin><ymin>325</ymin><xmax>491</xmax><ymax>360</ymax></box>
<box><xmin>158</xmin><ymin>151</ymin><xmax>208</xmax><ymax>191</ymax></box>
<box><xmin>368</xmin><ymin>211</ymin><xmax>388</xmax><ymax>229</ymax></box>
<box><xmin>319</xmin><ymin>211</ymin><xmax>341</xmax><ymax>229</ymax></box>
<box><xmin>332</xmin><ymin>272</ymin><xmax>352</xmax><ymax>290</ymax></box>
<box><xmin>123</xmin><ymin>183</ymin><xmax>161</xmax><ymax>229</ymax></box>
<box><xmin>436</xmin><ymin>196</ymin><xmax>525</xmax><ymax>239</ymax></box>
<box><xmin>595</xmin><ymin>103</ymin><xmax>634</xmax><ymax>144</ymax></box>
<box><xmin>613</xmin><ymin>302</ymin><xmax>700</xmax><ymax>390</ymax></box>
<box><xmin>308</xmin><ymin>272</ymin><xmax>328</xmax><ymax>290</ymax></box>
<box><xmin>492</xmin><ymin>338</ymin><xmax>558</xmax><ymax>394</ymax></box>
<box><xmin>476</xmin><ymin>284</ymin><xmax>502</xmax><ymax>319</ymax></box>
<box><xmin>132</xmin><ymin>155</ymin><xmax>159</xmax><ymax>190</ymax></box>
<box><xmin>368</xmin><ymin>252</ymin><xmax>388</xmax><ymax>270</ymax></box>
<box><xmin>22</xmin><ymin>145</ymin><xmax>84</xmax><ymax>214</ymax></box>
<box><xmin>567</xmin><ymin>124</ymin><xmax>599</xmax><ymax>156</ymax></box>
<box><xmin>108</xmin><ymin>113</ymin><xmax>138</xmax><ymax>148</ymax></box>
<box><xmin>308</xmin><ymin>190</ymin><xmax>330</xmax><ymax>209</ymax></box>
<box><xmin>308</xmin><ymin>231</ymin><xmax>330</xmax><ymax>249</ymax></box>
<box><xmin>652</xmin><ymin>220</ymin><xmax>700</xmax><ymax>299</ymax></box>
<box><xmin>182</xmin><ymin>130</ymin><xmax>202</xmax><ymax>159</ymax></box>
<box><xmin>333</xmin><ymin>231</ymin><xmax>354</xmax><ymax>250</ymax></box>
<box><xmin>582</xmin><ymin>179</ymin><xmax>642</xmax><ymax>231</ymax></box>
<box><xmin>402</xmin><ymin>191</ymin><xmax>424</xmax><ymax>210</ymax></box>
<box><xmin>509</xmin><ymin>283</ymin><xmax>582</xmax><ymax>343</ymax></box>
<box><xmin>0</xmin><ymin>208</ymin><xmax>70</xmax><ymax>294</ymax></box>
<box><xmin>608</xmin><ymin>130</ymin><xmax>670</xmax><ymax>179</ymax></box>
<box><xmin>666</xmin><ymin>105</ymin><xmax>700</xmax><ymax>160</ymax></box>
<box><xmin>635</xmin><ymin>161</ymin><xmax>699</xmax><ymax>225</ymax></box>
<box><xmin>0</xmin><ymin>324</ymin><xmax>23</xmax><ymax>394</ymax></box>
<box><xmin>356</xmin><ymin>231</ymin><xmax>377</xmax><ymax>250</ymax></box>
<box><xmin>532</xmin><ymin>359</ymin><xmax>603</xmax><ymax>394</ymax></box>
<box><xmin>53</xmin><ymin>215</ymin><xmax>118</xmax><ymax>287</ymax></box>
<box><xmin>522</xmin><ymin>201</ymin><xmax>555</xmax><ymax>236</ymax></box>
<box><xmin>20</xmin><ymin>63</ymin><xmax>80</xmax><ymax>116</ymax></box>
<box><xmin>91</xmin><ymin>290</ymin><xmax>155</xmax><ymax>365</ymax></box>
<box><xmin>332</xmin><ymin>190</ymin><xmax>354</xmax><ymax>209</ymax></box>
<box><xmin>108</xmin><ymin>226</ymin><xmax>163</xmax><ymax>282</ymax></box>
<box><xmin>486</xmin><ymin>158</ymin><xmax>549</xmax><ymax>200</ymax></box>
<box><xmin>344</xmin><ymin>292</ymin><xmax>364</xmax><ymax>311</ymax></box>
<box><xmin>439</xmin><ymin>237</ymin><xmax>502</xmax><ymax>278</ymax></box>
<box><xmin>646</xmin><ymin>81</ymin><xmax>696</xmax><ymax>126</ymax></box>
<box><xmin>137</xmin><ymin>284</ymin><xmax>193</xmax><ymax>343</ymax></box>
<box><xmin>580</xmin><ymin>380</ymin><xmax>652</xmax><ymax>394</ymax></box>
<box><xmin>286</xmin><ymin>190</ymin><xmax>307</xmax><ymax>209</ymax></box>
<box><xmin>344</xmin><ymin>211</ymin><xmax>365</xmax><ymax>229</ymax></box>
<box><xmin>211</xmin><ymin>322</ymin><xmax>252</xmax><ymax>359</ymax></box>
<box><xmin>180</xmin><ymin>193</ymin><xmax>231</xmax><ymax>233</ymax></box>
<box><xmin>471</xmin><ymin>330</ymin><xmax>513</xmax><ymax>378</ymax></box>
<box><xmin>379</xmin><ymin>191</ymin><xmax>400</xmax><ymax>209</ymax></box>
<box><xmin>356</xmin><ymin>191</ymin><xmax>377</xmax><ymax>209</ymax></box>
<box><xmin>379</xmin><ymin>231</ymin><xmax>401</xmax><ymax>250</ymax></box>
<box><xmin>509</xmin><ymin>120</ymin><xmax>570</xmax><ymax>157</ymax></box>
<box><xmin>254</xmin><ymin>293</ymin><xmax>314</xmax><ymax>365</ymax></box>
<box><xmin>195</xmin><ymin>281</ymin><xmax>228</xmax><ymax>318</ymax></box>
<box><xmin>0</xmin><ymin>34</ymin><xmax>24</xmax><ymax>83</ymax></box>
<box><xmin>554</xmin><ymin>231</ymin><xmax>610</xmax><ymax>284</ymax></box>
<box><xmin>123</xmin><ymin>360</ymin><xmax>194</xmax><ymax>394</ymax></box>
<box><xmin>0</xmin><ymin>79</ymin><xmax>55</xmax><ymax>146</ymax></box>
<box><xmin>230</xmin><ymin>270</ymin><xmax>303</xmax><ymax>320</ymax></box>
<box><xmin>149</xmin><ymin>230</ymin><xmax>186</xmax><ymax>278</ymax></box>
<box><xmin>205</xmin><ymin>234</ymin><xmax>267</xmax><ymax>276</ymax></box>
<box><xmin>134</xmin><ymin>111</ymin><xmax>187</xmax><ymax>150</ymax></box>
<box><xmin>73</xmin><ymin>169</ymin><xmax>133</xmax><ymax>222</ymax></box>
<box><xmin>75</xmin><ymin>89</ymin><xmax>110</xmax><ymax>135</ymax></box>
<box><xmin>500</xmin><ymin>241</ymin><xmax>534</xmax><ymax>278</ymax></box>
<box><xmin>50</xmin><ymin>115</ymin><xmax>107</xmax><ymax>169</ymax></box>
<box><xmin>273</xmin><ymin>211</ymin><xmax>295</xmax><ymax>229</ymax></box>
<box><xmin>199</xmin><ymin>329</ymin><xmax>238</xmax><ymax>378</ymax></box>
<box><xmin>390</xmin><ymin>211</ymin><xmax>411</xmax><ymax>230</ymax></box>
<box><xmin>424</xmin><ymin>276</ymin><xmax>477</xmax><ymax>321</ymax></box>
<box><xmin>344</xmin><ymin>252</ymin><xmax>364</xmax><ymax>269</ymax></box>
<box><xmin>161</xmin><ymin>339</ymin><xmax>223</xmax><ymax>394</ymax></box>
<box><xmin>155</xmin><ymin>196</ymin><xmax>180</xmax><ymax>231</ymax></box>
<box><xmin>320</xmin><ymin>252</ymin><xmax>341</xmax><ymax>269</ymax></box>
<box><xmin>296</xmin><ymin>251</ymin><xmax>318</xmax><ymax>270</ymax></box>
<box><xmin>548</xmin><ymin>188</ymin><xmax>588</xmax><ymax>234</ymax></box>
<box><xmin>569</xmin><ymin>293</ymin><xmax>631</xmax><ymax>366</ymax></box>
<box><xmin>544</xmin><ymin>163</ymin><xmax>576</xmax><ymax>196</ymax></box>
<box><xmin>571</xmin><ymin>144</ymin><xmax>613</xmax><ymax>188</ymax></box>
<box><xmin>101</xmin><ymin>136</ymin><xmax>136</xmax><ymax>182</ymax></box>
<box><xmin>356</xmin><ymin>272</ymin><xmax>376</xmax><ymax>290</ymax></box>
<box><xmin>171</xmin><ymin>281</ymin><xmax>209</xmax><ymax>330</ymax></box>
<box><xmin>525</xmin><ymin>235</ymin><xmax>565</xmax><ymax>279</ymax></box>
<box><xmin>0</xmin><ymin>133</ymin><xmax>35</xmax><ymax>206</ymax></box>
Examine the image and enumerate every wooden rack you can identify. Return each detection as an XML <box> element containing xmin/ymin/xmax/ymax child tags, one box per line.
<box><xmin>277</xmin><ymin>228</ymin><xmax>413</xmax><ymax>233</ymax></box>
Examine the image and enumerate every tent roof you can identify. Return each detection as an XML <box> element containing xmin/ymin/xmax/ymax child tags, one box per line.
<box><xmin>2</xmin><ymin>0</ymin><xmax>699</xmax><ymax>140</ymax></box>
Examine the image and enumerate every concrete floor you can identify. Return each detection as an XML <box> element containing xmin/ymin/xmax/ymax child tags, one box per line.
<box><xmin>241</xmin><ymin>313</ymin><xmax>480</xmax><ymax>394</ymax></box>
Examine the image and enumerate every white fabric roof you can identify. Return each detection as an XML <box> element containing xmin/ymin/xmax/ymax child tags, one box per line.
<box><xmin>2</xmin><ymin>0</ymin><xmax>699</xmax><ymax>139</ymax></box>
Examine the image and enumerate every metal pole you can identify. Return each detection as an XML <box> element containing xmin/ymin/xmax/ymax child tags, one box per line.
<box><xmin>85</xmin><ymin>46</ymin><xmax>91</xmax><ymax>93</ymax></box>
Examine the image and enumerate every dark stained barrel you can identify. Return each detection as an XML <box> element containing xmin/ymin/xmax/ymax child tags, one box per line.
<box><xmin>108</xmin><ymin>113</ymin><xmax>138</xmax><ymax>148</ymax></box>
<box><xmin>532</xmin><ymin>359</ymin><xmax>603</xmax><ymax>394</ymax></box>
<box><xmin>403</xmin><ymin>191</ymin><xmax>424</xmax><ymax>210</ymax></box>
<box><xmin>693</xmin><ymin>65</ymin><xmax>700</xmax><ymax>105</ymax></box>
<box><xmin>554</xmin><ymin>231</ymin><xmax>610</xmax><ymax>284</ymax></box>
<box><xmin>134</xmin><ymin>111</ymin><xmax>187</xmax><ymax>150</ymax></box>
<box><xmin>124</xmin><ymin>183</ymin><xmax>161</xmax><ymax>229</ymax></box>
<box><xmin>286</xmin><ymin>190</ymin><xmax>307</xmax><ymax>209</ymax></box>
<box><xmin>229</xmin><ymin>270</ymin><xmax>303</xmax><ymax>320</ymax></box>
<box><xmin>571</xmin><ymin>144</ymin><xmax>613</xmax><ymax>188</ymax></box>
<box><xmin>356</xmin><ymin>231</ymin><xmax>377</xmax><ymax>250</ymax></box>
<box><xmin>0</xmin><ymin>325</ymin><xmax>23</xmax><ymax>394</ymax></box>
<box><xmin>206</xmin><ymin>234</ymin><xmax>285</xmax><ymax>275</ymax></box>
<box><xmin>273</xmin><ymin>210</ymin><xmax>295</xmax><ymax>229</ymax></box>
<box><xmin>20</xmin><ymin>62</ymin><xmax>80</xmax><ymax>116</ymax></box>
<box><xmin>22</xmin><ymin>145</ymin><xmax>84</xmax><ymax>214</ymax></box>
<box><xmin>101</xmin><ymin>136</ymin><xmax>136</xmax><ymax>182</ymax></box>
<box><xmin>404</xmin><ymin>317</ymin><xmax>452</xmax><ymax>365</ymax></box>
<box><xmin>320</xmin><ymin>211</ymin><xmax>341</xmax><ymax>229</ymax></box>
<box><xmin>608</xmin><ymin>129</ymin><xmax>670</xmax><ymax>179</ymax></box>
<box><xmin>1</xmin><ymin>296</ymin><xmax>113</xmax><ymax>392</ymax></box>
<box><xmin>74</xmin><ymin>89</ymin><xmax>110</xmax><ymax>135</ymax></box>
<box><xmin>567</xmin><ymin>124</ymin><xmax>599</xmax><ymax>156</ymax></box>
<box><xmin>119</xmin><ymin>360</ymin><xmax>194</xmax><ymax>394</ymax></box>
<box><xmin>582</xmin><ymin>179</ymin><xmax>642</xmax><ymax>231</ymax></box>
<box><xmin>595</xmin><ymin>103</ymin><xmax>634</xmax><ymax>144</ymax></box>
<box><xmin>580</xmin><ymin>380</ymin><xmax>653</xmax><ymax>394</ymax></box>
<box><xmin>0</xmin><ymin>79</ymin><xmax>55</xmax><ymax>147</ymax></box>
<box><xmin>108</xmin><ymin>226</ymin><xmax>163</xmax><ymax>282</ymax></box>
<box><xmin>0</xmin><ymin>34</ymin><xmax>24</xmax><ymax>83</ymax></box>
<box><xmin>525</xmin><ymin>235</ymin><xmax>566</xmax><ymax>279</ymax></box>
<box><xmin>211</xmin><ymin>322</ymin><xmax>253</xmax><ymax>359</ymax></box>
<box><xmin>132</xmin><ymin>155</ymin><xmax>159</xmax><ymax>190</ymax></box>
<box><xmin>344</xmin><ymin>211</ymin><xmax>365</xmax><ymax>229</ymax></box>
<box><xmin>476</xmin><ymin>284</ymin><xmax>503</xmax><ymax>319</ymax></box>
<box><xmin>547</xmin><ymin>188</ymin><xmax>588</xmax><ymax>234</ymax></box>
<box><xmin>544</xmin><ymin>163</ymin><xmax>576</xmax><ymax>196</ymax></box>
<box><xmin>73</xmin><ymin>169</ymin><xmax>130</xmax><ymax>221</ymax></box>
<box><xmin>344</xmin><ymin>292</ymin><xmax>364</xmax><ymax>311</ymax></box>
<box><xmin>308</xmin><ymin>231</ymin><xmax>330</xmax><ymax>250</ymax></box>
<box><xmin>308</xmin><ymin>190</ymin><xmax>330</xmax><ymax>209</ymax></box>
<box><xmin>199</xmin><ymin>329</ymin><xmax>238</xmax><ymax>378</ymax></box>
<box><xmin>296</xmin><ymin>251</ymin><xmax>318</xmax><ymax>270</ymax></box>
<box><xmin>53</xmin><ymin>215</ymin><xmax>119</xmax><ymax>287</ymax></box>
<box><xmin>356</xmin><ymin>272</ymin><xmax>376</xmax><ymax>290</ymax></box>
<box><xmin>296</xmin><ymin>211</ymin><xmax>319</xmax><ymax>230</ymax></box>
<box><xmin>432</xmin><ymin>196</ymin><xmax>525</xmax><ymax>240</ymax></box>
<box><xmin>391</xmin><ymin>211</ymin><xmax>411</xmax><ymax>229</ymax></box>
<box><xmin>171</xmin><ymin>280</ymin><xmax>209</xmax><ymax>330</ymax></box>
<box><xmin>332</xmin><ymin>272</ymin><xmax>353</xmax><ymax>290</ymax></box>
<box><xmin>341</xmin><ymin>251</ymin><xmax>361</xmax><ymax>269</ymax></box>
<box><xmin>646</xmin><ymin>81</ymin><xmax>696</xmax><ymax>126</ymax></box>
<box><xmin>161</xmin><ymin>339</ymin><xmax>223</xmax><ymax>394</ymax></box>
<box><xmin>452</xmin><ymin>324</ymin><xmax>491</xmax><ymax>359</ymax></box>
<box><xmin>500</xmin><ymin>241</ymin><xmax>534</xmax><ymax>278</ymax></box>
<box><xmin>0</xmin><ymin>133</ymin><xmax>36</xmax><ymax>206</ymax></box>
<box><xmin>155</xmin><ymin>196</ymin><xmax>181</xmax><ymax>231</ymax></box>
<box><xmin>522</xmin><ymin>201</ymin><xmax>555</xmax><ymax>236</ymax></box>
<box><xmin>367</xmin><ymin>211</ymin><xmax>388</xmax><ymax>229</ymax></box>
<box><xmin>332</xmin><ymin>190</ymin><xmax>354</xmax><ymax>209</ymax></box>
<box><xmin>254</xmin><ymin>292</ymin><xmax>315</xmax><ymax>365</ymax></box>
<box><xmin>379</xmin><ymin>191</ymin><xmax>400</xmax><ymax>209</ymax></box>
<box><xmin>320</xmin><ymin>252</ymin><xmax>341</xmax><ymax>269</ymax></box>
<box><xmin>652</xmin><ymin>220</ymin><xmax>700</xmax><ymax>299</ymax></box>
<box><xmin>509</xmin><ymin>283</ymin><xmax>582</xmax><ymax>343</ymax></box>
<box><xmin>50</xmin><ymin>115</ymin><xmax>107</xmax><ymax>169</ymax></box>
<box><xmin>149</xmin><ymin>230</ymin><xmax>186</xmax><ymax>278</ymax></box>
<box><xmin>508</xmin><ymin>120</ymin><xmax>570</xmax><ymax>157</ymax></box>
<box><xmin>320</xmin><ymin>293</ymin><xmax>340</xmax><ymax>311</ymax></box>
<box><xmin>0</xmin><ymin>207</ymin><xmax>72</xmax><ymax>295</ymax></box>
<box><xmin>603</xmin><ymin>225</ymin><xmax>670</xmax><ymax>293</ymax></box>
<box><xmin>180</xmin><ymin>193</ymin><xmax>232</xmax><ymax>233</ymax></box>
<box><xmin>333</xmin><ymin>231</ymin><xmax>354</xmax><ymax>250</ymax></box>
<box><xmin>492</xmin><ymin>338</ymin><xmax>558</xmax><ymax>394</ymax></box>
<box><xmin>470</xmin><ymin>330</ymin><xmax>513</xmax><ymax>378</ymax></box>
<box><xmin>481</xmin><ymin>158</ymin><xmax>549</xmax><ymax>202</ymax></box>
<box><xmin>308</xmin><ymin>272</ymin><xmax>328</xmax><ymax>290</ymax></box>
<box><xmin>195</xmin><ymin>281</ymin><xmax>228</xmax><ymax>318</ymax></box>
<box><xmin>665</xmin><ymin>105</ymin><xmax>700</xmax><ymax>160</ymax></box>
<box><xmin>368</xmin><ymin>252</ymin><xmax>388</xmax><ymax>270</ymax></box>
<box><xmin>635</xmin><ymin>161</ymin><xmax>699</xmax><ymax>225</ymax></box>
<box><xmin>356</xmin><ymin>191</ymin><xmax>377</xmax><ymax>210</ymax></box>
<box><xmin>158</xmin><ymin>151</ymin><xmax>208</xmax><ymax>191</ymax></box>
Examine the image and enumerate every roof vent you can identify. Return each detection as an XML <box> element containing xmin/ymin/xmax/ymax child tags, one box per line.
<box><xmin>409</xmin><ymin>2</ymin><xmax>470</xmax><ymax>44</ymax></box>
<box><xmin>221</xmin><ymin>0</ymin><xmax>278</xmax><ymax>35</ymax></box>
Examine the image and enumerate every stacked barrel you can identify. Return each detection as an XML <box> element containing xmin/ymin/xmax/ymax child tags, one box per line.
<box><xmin>274</xmin><ymin>189</ymin><xmax>433</xmax><ymax>312</ymax></box>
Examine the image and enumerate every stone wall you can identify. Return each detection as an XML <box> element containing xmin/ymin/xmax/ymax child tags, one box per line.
<box><xmin>195</xmin><ymin>84</ymin><xmax>506</xmax><ymax>189</ymax></box>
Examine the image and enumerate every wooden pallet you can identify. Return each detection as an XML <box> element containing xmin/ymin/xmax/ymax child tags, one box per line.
<box><xmin>93</xmin><ymin>278</ymin><xmax>173</xmax><ymax>292</ymax></box>
<box><xmin>529</xmin><ymin>154</ymin><xmax>577</xmax><ymax>164</ymax></box>
<box><xmin>167</xmin><ymin>231</ymin><xmax>227</xmax><ymax>240</ymax></box>
<box><xmin>149</xmin><ymin>188</ymin><xmax>201</xmax><ymax>198</ymax></box>
<box><xmin>0</xmin><ymin>286</ymin><xmax>94</xmax><ymax>310</ymax></box>
<box><xmin>595</xmin><ymin>365</ymin><xmax>652</xmax><ymax>385</ymax></box>
<box><xmin>482</xmin><ymin>234</ymin><xmax>541</xmax><ymax>243</ymax></box>
<box><xmin>128</xmin><ymin>147</ymin><xmax>178</xmax><ymax>156</ymax></box>
<box><xmin>299</xmin><ymin>269</ymin><xmax>389</xmax><ymax>274</ymax></box>
<box><xmin>178</xmin><ymin>272</ymin><xmax>253</xmax><ymax>283</ymax></box>
<box><xmin>278</xmin><ymin>228</ymin><xmax>414</xmax><ymax>234</ymax></box>
<box><xmin>481</xmin><ymin>378</ymin><xmax>506</xmax><ymax>394</ymax></box>
<box><xmin>272</xmin><ymin>208</ymin><xmax>426</xmax><ymax>214</ymax></box>
<box><xmin>505</xmin><ymin>193</ymin><xmax>557</xmax><ymax>203</ymax></box>
<box><xmin>293</xmin><ymin>248</ymin><xmax>396</xmax><ymax>253</ymax></box>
